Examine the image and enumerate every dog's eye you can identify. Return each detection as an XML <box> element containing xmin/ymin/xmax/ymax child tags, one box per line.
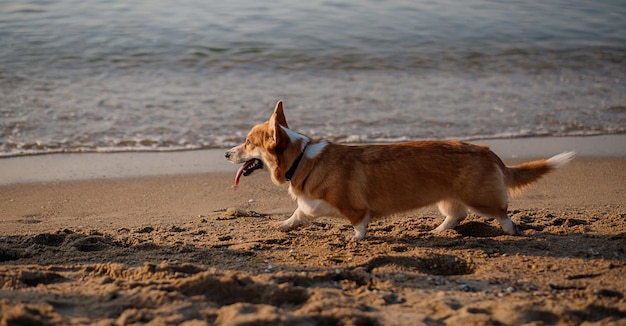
<box><xmin>245</xmin><ymin>138</ymin><xmax>250</xmax><ymax>145</ymax></box>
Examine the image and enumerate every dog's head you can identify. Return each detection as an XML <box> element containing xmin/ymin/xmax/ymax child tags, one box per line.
<box><xmin>225</xmin><ymin>101</ymin><xmax>308</xmax><ymax>186</ymax></box>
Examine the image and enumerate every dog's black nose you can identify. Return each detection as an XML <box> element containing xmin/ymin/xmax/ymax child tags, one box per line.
<box><xmin>225</xmin><ymin>151</ymin><xmax>230</xmax><ymax>159</ymax></box>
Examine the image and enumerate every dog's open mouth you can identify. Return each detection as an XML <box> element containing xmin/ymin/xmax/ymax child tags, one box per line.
<box><xmin>234</xmin><ymin>159</ymin><xmax>263</xmax><ymax>186</ymax></box>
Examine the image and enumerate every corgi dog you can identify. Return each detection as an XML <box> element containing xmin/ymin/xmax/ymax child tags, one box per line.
<box><xmin>225</xmin><ymin>101</ymin><xmax>575</xmax><ymax>240</ymax></box>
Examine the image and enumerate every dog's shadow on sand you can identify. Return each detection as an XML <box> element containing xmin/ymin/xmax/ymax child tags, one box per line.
<box><xmin>362</xmin><ymin>219</ymin><xmax>626</xmax><ymax>263</ymax></box>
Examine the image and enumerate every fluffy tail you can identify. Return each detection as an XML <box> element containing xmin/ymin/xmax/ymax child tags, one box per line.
<box><xmin>505</xmin><ymin>152</ymin><xmax>575</xmax><ymax>192</ymax></box>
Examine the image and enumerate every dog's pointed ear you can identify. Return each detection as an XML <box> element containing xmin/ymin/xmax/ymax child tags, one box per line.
<box><xmin>272</xmin><ymin>100</ymin><xmax>289</xmax><ymax>129</ymax></box>
<box><xmin>269</xmin><ymin>101</ymin><xmax>288</xmax><ymax>148</ymax></box>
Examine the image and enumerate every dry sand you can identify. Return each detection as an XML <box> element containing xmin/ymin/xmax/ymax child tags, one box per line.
<box><xmin>0</xmin><ymin>150</ymin><xmax>625</xmax><ymax>325</ymax></box>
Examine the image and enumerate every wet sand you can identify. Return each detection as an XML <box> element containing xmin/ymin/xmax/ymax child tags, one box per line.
<box><xmin>0</xmin><ymin>137</ymin><xmax>625</xmax><ymax>325</ymax></box>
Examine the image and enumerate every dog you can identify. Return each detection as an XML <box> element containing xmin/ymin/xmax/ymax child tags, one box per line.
<box><xmin>225</xmin><ymin>101</ymin><xmax>575</xmax><ymax>240</ymax></box>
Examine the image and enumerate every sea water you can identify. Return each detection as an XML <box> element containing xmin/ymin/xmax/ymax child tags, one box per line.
<box><xmin>1</xmin><ymin>0</ymin><xmax>625</xmax><ymax>156</ymax></box>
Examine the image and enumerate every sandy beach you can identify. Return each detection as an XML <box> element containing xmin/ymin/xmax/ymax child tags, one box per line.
<box><xmin>3</xmin><ymin>0</ymin><xmax>625</xmax><ymax>323</ymax></box>
<box><xmin>1</xmin><ymin>137</ymin><xmax>625</xmax><ymax>325</ymax></box>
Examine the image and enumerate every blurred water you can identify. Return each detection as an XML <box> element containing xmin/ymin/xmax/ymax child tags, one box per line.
<box><xmin>1</xmin><ymin>0</ymin><xmax>625</xmax><ymax>156</ymax></box>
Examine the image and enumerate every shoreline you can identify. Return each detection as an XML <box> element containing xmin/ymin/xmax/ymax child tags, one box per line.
<box><xmin>0</xmin><ymin>134</ymin><xmax>625</xmax><ymax>185</ymax></box>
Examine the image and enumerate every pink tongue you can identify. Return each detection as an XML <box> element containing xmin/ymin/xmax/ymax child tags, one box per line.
<box><xmin>234</xmin><ymin>164</ymin><xmax>246</xmax><ymax>187</ymax></box>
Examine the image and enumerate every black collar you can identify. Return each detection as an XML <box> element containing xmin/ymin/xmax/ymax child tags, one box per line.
<box><xmin>285</xmin><ymin>142</ymin><xmax>309</xmax><ymax>181</ymax></box>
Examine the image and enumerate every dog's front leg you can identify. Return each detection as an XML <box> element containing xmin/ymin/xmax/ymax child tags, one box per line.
<box><xmin>278</xmin><ymin>207</ymin><xmax>313</xmax><ymax>231</ymax></box>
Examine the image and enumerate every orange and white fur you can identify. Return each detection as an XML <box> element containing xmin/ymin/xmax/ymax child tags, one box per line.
<box><xmin>225</xmin><ymin>101</ymin><xmax>575</xmax><ymax>240</ymax></box>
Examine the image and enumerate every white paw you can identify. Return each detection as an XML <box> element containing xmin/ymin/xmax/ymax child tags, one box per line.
<box><xmin>431</xmin><ymin>225</ymin><xmax>446</xmax><ymax>233</ymax></box>
<box><xmin>277</xmin><ymin>220</ymin><xmax>292</xmax><ymax>232</ymax></box>
<box><xmin>352</xmin><ymin>227</ymin><xmax>367</xmax><ymax>241</ymax></box>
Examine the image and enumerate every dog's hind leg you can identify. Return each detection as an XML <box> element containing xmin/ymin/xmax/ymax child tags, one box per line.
<box><xmin>496</xmin><ymin>216</ymin><xmax>518</xmax><ymax>235</ymax></box>
<box><xmin>464</xmin><ymin>186</ymin><xmax>518</xmax><ymax>235</ymax></box>
<box><xmin>469</xmin><ymin>206</ymin><xmax>518</xmax><ymax>235</ymax></box>
<box><xmin>433</xmin><ymin>200</ymin><xmax>468</xmax><ymax>232</ymax></box>
<box><xmin>351</xmin><ymin>211</ymin><xmax>371</xmax><ymax>241</ymax></box>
